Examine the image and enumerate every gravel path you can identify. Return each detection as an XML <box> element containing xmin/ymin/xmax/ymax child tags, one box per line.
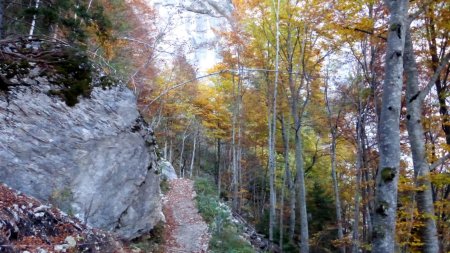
<box><xmin>162</xmin><ymin>179</ymin><xmax>210</xmax><ymax>253</ymax></box>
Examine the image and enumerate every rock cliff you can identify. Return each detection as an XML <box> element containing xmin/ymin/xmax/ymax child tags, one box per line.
<box><xmin>145</xmin><ymin>0</ymin><xmax>233</xmax><ymax>74</ymax></box>
<box><xmin>0</xmin><ymin>39</ymin><xmax>163</xmax><ymax>240</ymax></box>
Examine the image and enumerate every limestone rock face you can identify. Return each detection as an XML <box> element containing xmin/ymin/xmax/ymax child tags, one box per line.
<box><xmin>159</xmin><ymin>159</ymin><xmax>178</xmax><ymax>180</ymax></box>
<box><xmin>0</xmin><ymin>84</ymin><xmax>163</xmax><ymax>239</ymax></box>
<box><xmin>145</xmin><ymin>0</ymin><xmax>233</xmax><ymax>73</ymax></box>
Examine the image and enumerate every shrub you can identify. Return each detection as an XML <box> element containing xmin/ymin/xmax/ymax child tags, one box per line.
<box><xmin>194</xmin><ymin>178</ymin><xmax>255</xmax><ymax>253</ymax></box>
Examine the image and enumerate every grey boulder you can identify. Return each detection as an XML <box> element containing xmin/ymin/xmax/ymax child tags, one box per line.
<box><xmin>159</xmin><ymin>159</ymin><xmax>178</xmax><ymax>180</ymax></box>
<box><xmin>0</xmin><ymin>84</ymin><xmax>163</xmax><ymax>239</ymax></box>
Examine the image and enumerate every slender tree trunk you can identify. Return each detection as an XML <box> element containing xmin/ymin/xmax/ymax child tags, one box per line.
<box><xmin>281</xmin><ymin>115</ymin><xmax>296</xmax><ymax>242</ymax></box>
<box><xmin>268</xmin><ymin>0</ymin><xmax>281</xmax><ymax>242</ymax></box>
<box><xmin>28</xmin><ymin>0</ymin><xmax>41</xmax><ymax>39</ymax></box>
<box><xmin>164</xmin><ymin>139</ymin><xmax>168</xmax><ymax>160</ymax></box>
<box><xmin>236</xmin><ymin>67</ymin><xmax>243</xmax><ymax>212</ymax></box>
<box><xmin>87</xmin><ymin>0</ymin><xmax>94</xmax><ymax>11</ymax></box>
<box><xmin>179</xmin><ymin>134</ymin><xmax>187</xmax><ymax>178</ymax></box>
<box><xmin>231</xmin><ymin>74</ymin><xmax>239</xmax><ymax>211</ymax></box>
<box><xmin>295</xmin><ymin>125</ymin><xmax>308</xmax><ymax>253</ymax></box>
<box><xmin>280</xmin><ymin>166</ymin><xmax>286</xmax><ymax>253</ymax></box>
<box><xmin>217</xmin><ymin>138</ymin><xmax>221</xmax><ymax>196</ymax></box>
<box><xmin>189</xmin><ymin>130</ymin><xmax>197</xmax><ymax>178</ymax></box>
<box><xmin>331</xmin><ymin>133</ymin><xmax>345</xmax><ymax>253</ymax></box>
<box><xmin>284</xmin><ymin>14</ymin><xmax>297</xmax><ymax>244</ymax></box>
<box><xmin>280</xmin><ymin>114</ymin><xmax>293</xmax><ymax>252</ymax></box>
<box><xmin>168</xmin><ymin>138</ymin><xmax>173</xmax><ymax>164</ymax></box>
<box><xmin>237</xmin><ymin>133</ymin><xmax>242</xmax><ymax>212</ymax></box>
<box><xmin>404</xmin><ymin>29</ymin><xmax>439</xmax><ymax>253</ymax></box>
<box><xmin>352</xmin><ymin>113</ymin><xmax>363</xmax><ymax>253</ymax></box>
<box><xmin>292</xmin><ymin>23</ymin><xmax>310</xmax><ymax>253</ymax></box>
<box><xmin>196</xmin><ymin>138</ymin><xmax>202</xmax><ymax>177</ymax></box>
<box><xmin>325</xmin><ymin>83</ymin><xmax>345</xmax><ymax>253</ymax></box>
<box><xmin>372</xmin><ymin>1</ymin><xmax>408</xmax><ymax>252</ymax></box>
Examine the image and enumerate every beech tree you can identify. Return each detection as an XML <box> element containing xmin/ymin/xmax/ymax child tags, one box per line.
<box><xmin>325</xmin><ymin>78</ymin><xmax>345</xmax><ymax>253</ymax></box>
<box><xmin>372</xmin><ymin>0</ymin><xmax>409</xmax><ymax>251</ymax></box>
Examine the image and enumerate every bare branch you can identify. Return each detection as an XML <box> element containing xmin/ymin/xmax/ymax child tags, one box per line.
<box><xmin>143</xmin><ymin>67</ymin><xmax>304</xmax><ymax>111</ymax></box>
<box><xmin>343</xmin><ymin>26</ymin><xmax>387</xmax><ymax>41</ymax></box>
<box><xmin>143</xmin><ymin>70</ymin><xmax>227</xmax><ymax>110</ymax></box>
<box><xmin>418</xmin><ymin>52</ymin><xmax>450</xmax><ymax>101</ymax></box>
<box><xmin>430</xmin><ymin>153</ymin><xmax>450</xmax><ymax>171</ymax></box>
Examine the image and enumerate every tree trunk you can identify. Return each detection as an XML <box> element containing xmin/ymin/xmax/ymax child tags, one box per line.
<box><xmin>331</xmin><ymin>132</ymin><xmax>345</xmax><ymax>253</ymax></box>
<box><xmin>231</xmin><ymin>74</ymin><xmax>239</xmax><ymax>211</ymax></box>
<box><xmin>189</xmin><ymin>130</ymin><xmax>197</xmax><ymax>178</ymax></box>
<box><xmin>325</xmin><ymin>83</ymin><xmax>345</xmax><ymax>253</ymax></box>
<box><xmin>295</xmin><ymin>127</ymin><xmax>308</xmax><ymax>253</ymax></box>
<box><xmin>281</xmin><ymin>115</ymin><xmax>296</xmax><ymax>242</ymax></box>
<box><xmin>217</xmin><ymin>138</ymin><xmax>221</xmax><ymax>196</ymax></box>
<box><xmin>404</xmin><ymin>28</ymin><xmax>439</xmax><ymax>253</ymax></box>
<box><xmin>164</xmin><ymin>138</ymin><xmax>168</xmax><ymax>160</ymax></box>
<box><xmin>268</xmin><ymin>0</ymin><xmax>281</xmax><ymax>242</ymax></box>
<box><xmin>372</xmin><ymin>1</ymin><xmax>408</xmax><ymax>252</ymax></box>
<box><xmin>280</xmin><ymin>167</ymin><xmax>285</xmax><ymax>253</ymax></box>
<box><xmin>179</xmin><ymin>134</ymin><xmax>187</xmax><ymax>178</ymax></box>
<box><xmin>280</xmin><ymin>115</ymin><xmax>290</xmax><ymax>251</ymax></box>
<box><xmin>292</xmin><ymin>23</ymin><xmax>310</xmax><ymax>253</ymax></box>
<box><xmin>28</xmin><ymin>0</ymin><xmax>41</xmax><ymax>39</ymax></box>
<box><xmin>237</xmin><ymin>135</ymin><xmax>242</xmax><ymax>212</ymax></box>
<box><xmin>87</xmin><ymin>0</ymin><xmax>94</xmax><ymax>11</ymax></box>
<box><xmin>168</xmin><ymin>138</ymin><xmax>173</xmax><ymax>164</ymax></box>
<box><xmin>352</xmin><ymin>113</ymin><xmax>363</xmax><ymax>253</ymax></box>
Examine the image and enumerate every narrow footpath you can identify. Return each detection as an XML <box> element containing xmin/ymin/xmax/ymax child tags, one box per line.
<box><xmin>162</xmin><ymin>179</ymin><xmax>210</xmax><ymax>253</ymax></box>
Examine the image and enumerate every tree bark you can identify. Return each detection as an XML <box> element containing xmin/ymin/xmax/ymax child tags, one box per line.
<box><xmin>281</xmin><ymin>114</ymin><xmax>296</xmax><ymax>242</ymax></box>
<box><xmin>179</xmin><ymin>133</ymin><xmax>188</xmax><ymax>178</ymax></box>
<box><xmin>280</xmin><ymin>157</ymin><xmax>286</xmax><ymax>253</ymax></box>
<box><xmin>217</xmin><ymin>138</ymin><xmax>221</xmax><ymax>196</ymax></box>
<box><xmin>325</xmin><ymin>88</ymin><xmax>345</xmax><ymax>253</ymax></box>
<box><xmin>292</xmin><ymin>23</ymin><xmax>310</xmax><ymax>253</ymax></box>
<box><xmin>283</xmin><ymin>7</ymin><xmax>298</xmax><ymax>242</ymax></box>
<box><xmin>87</xmin><ymin>0</ymin><xmax>94</xmax><ymax>11</ymax></box>
<box><xmin>164</xmin><ymin>138</ymin><xmax>168</xmax><ymax>160</ymax></box>
<box><xmin>332</xmin><ymin>133</ymin><xmax>345</xmax><ymax>253</ymax></box>
<box><xmin>268</xmin><ymin>0</ymin><xmax>281</xmax><ymax>242</ymax></box>
<box><xmin>168</xmin><ymin>138</ymin><xmax>173</xmax><ymax>164</ymax></box>
<box><xmin>352</xmin><ymin>111</ymin><xmax>363</xmax><ymax>253</ymax></box>
<box><xmin>372</xmin><ymin>0</ymin><xmax>409</xmax><ymax>252</ymax></box>
<box><xmin>231</xmin><ymin>73</ymin><xmax>239</xmax><ymax>211</ymax></box>
<box><xmin>404</xmin><ymin>28</ymin><xmax>439</xmax><ymax>253</ymax></box>
<box><xmin>189</xmin><ymin>129</ymin><xmax>197</xmax><ymax>178</ymax></box>
<box><xmin>294</xmin><ymin>125</ymin><xmax>308</xmax><ymax>253</ymax></box>
<box><xmin>28</xmin><ymin>0</ymin><xmax>41</xmax><ymax>39</ymax></box>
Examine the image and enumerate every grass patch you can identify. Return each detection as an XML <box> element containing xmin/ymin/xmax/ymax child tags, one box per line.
<box><xmin>194</xmin><ymin>178</ymin><xmax>255</xmax><ymax>253</ymax></box>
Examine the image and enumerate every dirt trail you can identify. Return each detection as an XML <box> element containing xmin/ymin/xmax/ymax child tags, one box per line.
<box><xmin>162</xmin><ymin>179</ymin><xmax>210</xmax><ymax>253</ymax></box>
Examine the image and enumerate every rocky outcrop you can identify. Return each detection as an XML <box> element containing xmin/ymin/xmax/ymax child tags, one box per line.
<box><xmin>159</xmin><ymin>159</ymin><xmax>178</xmax><ymax>180</ymax></box>
<box><xmin>0</xmin><ymin>40</ymin><xmax>163</xmax><ymax>240</ymax></box>
<box><xmin>146</xmin><ymin>0</ymin><xmax>233</xmax><ymax>73</ymax></box>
